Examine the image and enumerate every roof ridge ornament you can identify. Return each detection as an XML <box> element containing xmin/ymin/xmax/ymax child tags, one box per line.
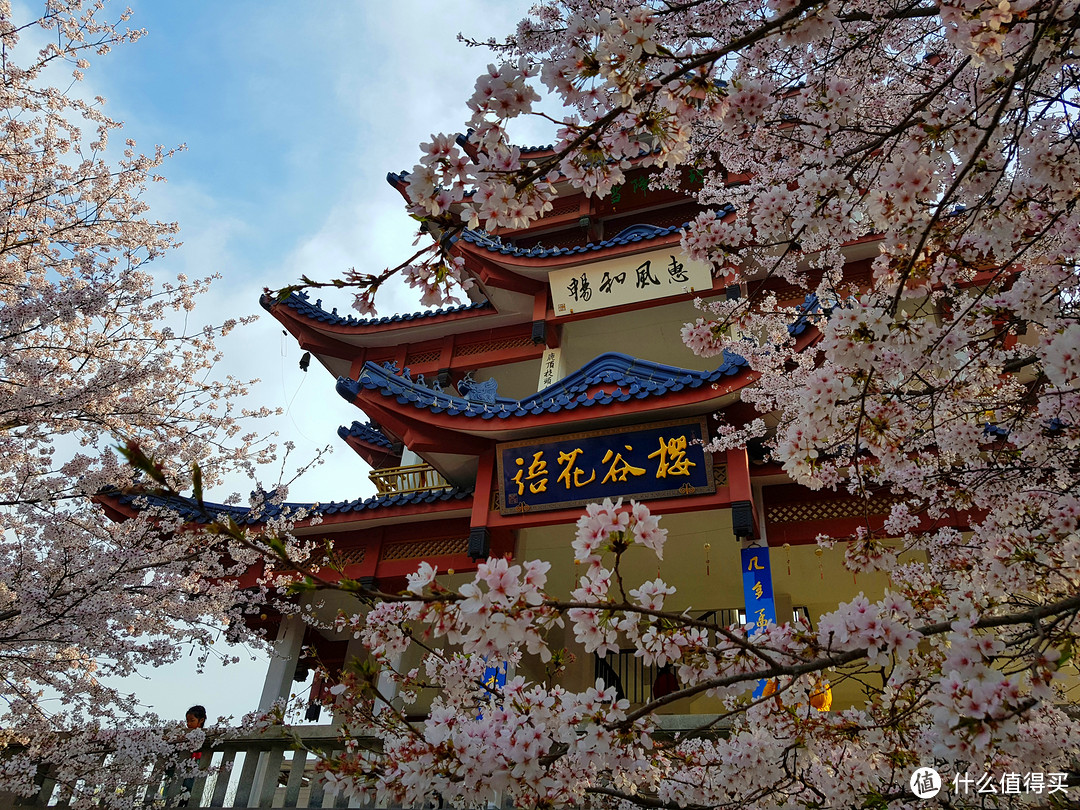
<box><xmin>459</xmin><ymin>370</ymin><xmax>499</xmax><ymax>405</ymax></box>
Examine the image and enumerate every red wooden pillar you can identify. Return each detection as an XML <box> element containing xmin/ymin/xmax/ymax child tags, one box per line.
<box><xmin>468</xmin><ymin>449</ymin><xmax>496</xmax><ymax>558</ymax></box>
<box><xmin>726</xmin><ymin>447</ymin><xmax>758</xmax><ymax>539</ymax></box>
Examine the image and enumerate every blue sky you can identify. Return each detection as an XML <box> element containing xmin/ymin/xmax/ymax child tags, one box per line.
<box><xmin>39</xmin><ymin>0</ymin><xmax>549</xmax><ymax>722</ymax></box>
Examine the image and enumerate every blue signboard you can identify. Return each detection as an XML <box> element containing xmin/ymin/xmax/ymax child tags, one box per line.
<box><xmin>496</xmin><ymin>418</ymin><xmax>715</xmax><ymax>514</ymax></box>
<box><xmin>482</xmin><ymin>660</ymin><xmax>507</xmax><ymax>693</ymax></box>
<box><xmin>741</xmin><ymin>546</ymin><xmax>777</xmax><ymax>698</ymax></box>
<box><xmin>477</xmin><ymin>659</ymin><xmax>507</xmax><ymax>719</ymax></box>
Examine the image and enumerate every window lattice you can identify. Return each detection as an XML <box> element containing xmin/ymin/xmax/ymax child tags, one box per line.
<box><xmin>751</xmin><ymin>265</ymin><xmax>874</xmax><ymax>304</ymax></box>
<box><xmin>309</xmin><ymin>546</ymin><xmax>366</xmax><ymax>569</ymax></box>
<box><xmin>515</xmin><ymin>229</ymin><xmax>590</xmax><ymax>250</ymax></box>
<box><xmin>550</xmin><ymin>198</ymin><xmax>582</xmax><ymax>217</ymax></box>
<box><xmin>458</xmin><ymin>336</ymin><xmax>535</xmax><ymax>356</ymax></box>
<box><xmin>382</xmin><ymin>536</ymin><xmax>469</xmax><ymax>560</ymax></box>
<box><xmin>334</xmin><ymin>548</ymin><xmax>366</xmax><ymax>566</ymax></box>
<box><xmin>406</xmin><ymin>349</ymin><xmax>440</xmax><ymax>365</ymax></box>
<box><xmin>766</xmin><ymin>495</ymin><xmax>901</xmax><ymax>524</ymax></box>
<box><xmin>603</xmin><ymin>202</ymin><xmax>700</xmax><ymax>234</ymax></box>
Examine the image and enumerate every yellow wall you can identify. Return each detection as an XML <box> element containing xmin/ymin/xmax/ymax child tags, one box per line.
<box><xmin>560</xmin><ymin>298</ymin><xmax>725</xmax><ymax>373</ymax></box>
<box><xmin>380</xmin><ymin>507</ymin><xmax>908</xmax><ymax>718</ymax></box>
<box><xmin>471</xmin><ymin>296</ymin><xmax>729</xmax><ymax>402</ymax></box>
<box><xmin>514</xmin><ymin>509</ymin><xmax>898</xmax><ymax>713</ymax></box>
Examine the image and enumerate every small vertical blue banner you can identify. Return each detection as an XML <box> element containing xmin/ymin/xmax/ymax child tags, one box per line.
<box><xmin>741</xmin><ymin>546</ymin><xmax>777</xmax><ymax>698</ymax></box>
<box><xmin>482</xmin><ymin>660</ymin><xmax>507</xmax><ymax>693</ymax></box>
<box><xmin>477</xmin><ymin>660</ymin><xmax>507</xmax><ymax>719</ymax></box>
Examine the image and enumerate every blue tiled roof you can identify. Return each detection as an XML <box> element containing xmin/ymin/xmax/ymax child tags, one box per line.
<box><xmin>108</xmin><ymin>486</ymin><xmax>473</xmax><ymax>526</ymax></box>
<box><xmin>789</xmin><ymin>294</ymin><xmax>819</xmax><ymax>337</ymax></box>
<box><xmin>337</xmin><ymin>351</ymin><xmax>749</xmax><ymax>421</ymax></box>
<box><xmin>338</xmin><ymin>420</ymin><xmax>393</xmax><ymax>449</ymax></box>
<box><xmin>979</xmin><ymin>418</ymin><xmax>1070</xmax><ymax>440</ymax></box>
<box><xmin>454</xmin><ymin>131</ymin><xmax>687</xmax><ymax>158</ymax></box>
<box><xmin>262</xmin><ymin>290</ymin><xmax>492</xmax><ymax>327</ymax></box>
<box><xmin>454</xmin><ymin>132</ymin><xmax>555</xmax><ymax>155</ymax></box>
<box><xmin>458</xmin><ymin>222</ymin><xmax>690</xmax><ymax>259</ymax></box>
<box><xmin>388</xmin><ymin>141</ymin><xmax>556</xmax><ymax>190</ymax></box>
<box><xmin>457</xmin><ymin>206</ymin><xmax>735</xmax><ymax>259</ymax></box>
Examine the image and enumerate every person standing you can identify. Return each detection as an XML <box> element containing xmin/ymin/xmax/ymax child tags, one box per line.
<box><xmin>179</xmin><ymin>705</ymin><xmax>207</xmax><ymax>806</ymax></box>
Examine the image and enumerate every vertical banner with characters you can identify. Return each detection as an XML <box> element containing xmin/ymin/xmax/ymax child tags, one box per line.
<box><xmin>537</xmin><ymin>347</ymin><xmax>564</xmax><ymax>391</ymax></box>
<box><xmin>483</xmin><ymin>660</ymin><xmax>507</xmax><ymax>693</ymax></box>
<box><xmin>741</xmin><ymin>546</ymin><xmax>777</xmax><ymax>698</ymax></box>
<box><xmin>477</xmin><ymin>659</ymin><xmax>507</xmax><ymax>719</ymax></box>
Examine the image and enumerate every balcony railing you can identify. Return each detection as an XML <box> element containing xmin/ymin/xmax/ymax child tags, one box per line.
<box><xmin>8</xmin><ymin>716</ymin><xmax>733</xmax><ymax>808</ymax></box>
<box><xmin>368</xmin><ymin>463</ymin><xmax>450</xmax><ymax>496</ymax></box>
<box><xmin>8</xmin><ymin>726</ymin><xmax>354</xmax><ymax>808</ymax></box>
<box><xmin>595</xmin><ymin>609</ymin><xmax>744</xmax><ymax>705</ymax></box>
<box><xmin>593</xmin><ymin>607</ymin><xmax>812</xmax><ymax>705</ymax></box>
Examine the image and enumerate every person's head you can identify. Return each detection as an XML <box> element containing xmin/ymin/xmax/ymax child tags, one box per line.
<box><xmin>185</xmin><ymin>705</ymin><xmax>207</xmax><ymax>729</ymax></box>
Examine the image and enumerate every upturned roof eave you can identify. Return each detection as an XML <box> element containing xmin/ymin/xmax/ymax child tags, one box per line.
<box><xmin>453</xmin><ymin>228</ymin><xmax>686</xmax><ymax>275</ymax></box>
<box><xmin>339</xmin><ymin>368</ymin><xmax>755</xmax><ymax>449</ymax></box>
<box><xmin>336</xmin><ymin>311</ymin><xmax>822</xmax><ymax>451</ymax></box>
<box><xmin>341</xmin><ymin>434</ymin><xmax>401</xmax><ymax>468</ymax></box>
<box><xmin>262</xmin><ymin>292</ymin><xmax>504</xmax><ymax>338</ymax></box>
<box><xmin>94</xmin><ymin>487</ymin><xmax>475</xmax><ymax>534</ymax></box>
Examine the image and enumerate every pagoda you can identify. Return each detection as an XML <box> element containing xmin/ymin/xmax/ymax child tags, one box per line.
<box><xmin>103</xmin><ymin>143</ymin><xmax>965</xmax><ymax>717</ymax></box>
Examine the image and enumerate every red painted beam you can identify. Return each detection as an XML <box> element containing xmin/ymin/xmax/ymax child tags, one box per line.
<box><xmin>485</xmin><ymin>484</ymin><xmax>735</xmax><ymax>530</ymax></box>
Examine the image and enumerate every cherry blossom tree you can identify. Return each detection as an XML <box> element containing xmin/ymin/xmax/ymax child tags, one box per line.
<box><xmin>0</xmin><ymin>1</ymin><xmax>279</xmax><ymax>801</ymax></box>
<box><xmin>276</xmin><ymin>0</ymin><xmax>1080</xmax><ymax>807</ymax></box>
<box><xmin>303</xmin><ymin>497</ymin><xmax>1079</xmax><ymax>809</ymax></box>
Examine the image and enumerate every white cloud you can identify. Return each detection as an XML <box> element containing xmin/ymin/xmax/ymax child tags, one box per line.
<box><xmin>25</xmin><ymin>0</ymin><xmax>549</xmax><ymax>720</ymax></box>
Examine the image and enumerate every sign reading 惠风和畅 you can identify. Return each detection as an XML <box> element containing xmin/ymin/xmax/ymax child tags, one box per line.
<box><xmin>496</xmin><ymin>418</ymin><xmax>715</xmax><ymax>515</ymax></box>
<box><xmin>549</xmin><ymin>248</ymin><xmax>713</xmax><ymax>317</ymax></box>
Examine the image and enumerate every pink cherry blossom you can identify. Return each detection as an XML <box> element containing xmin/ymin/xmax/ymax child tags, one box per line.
<box><xmin>247</xmin><ymin>0</ymin><xmax>1080</xmax><ymax>805</ymax></box>
<box><xmin>406</xmin><ymin>561</ymin><xmax>439</xmax><ymax>595</ymax></box>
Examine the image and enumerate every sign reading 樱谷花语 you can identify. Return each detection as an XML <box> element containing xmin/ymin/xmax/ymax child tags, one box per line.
<box><xmin>496</xmin><ymin>418</ymin><xmax>715</xmax><ymax>514</ymax></box>
<box><xmin>549</xmin><ymin>248</ymin><xmax>713</xmax><ymax>317</ymax></box>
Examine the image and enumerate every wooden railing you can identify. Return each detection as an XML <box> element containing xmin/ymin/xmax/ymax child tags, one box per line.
<box><xmin>8</xmin><ymin>726</ymin><xmax>354</xmax><ymax>809</ymax></box>
<box><xmin>367</xmin><ymin>463</ymin><xmax>450</xmax><ymax>496</ymax></box>
<box><xmin>594</xmin><ymin>608</ymin><xmax>746</xmax><ymax>705</ymax></box>
<box><xmin>7</xmin><ymin>716</ymin><xmax>737</xmax><ymax>808</ymax></box>
<box><xmin>593</xmin><ymin>607</ymin><xmax>818</xmax><ymax>706</ymax></box>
